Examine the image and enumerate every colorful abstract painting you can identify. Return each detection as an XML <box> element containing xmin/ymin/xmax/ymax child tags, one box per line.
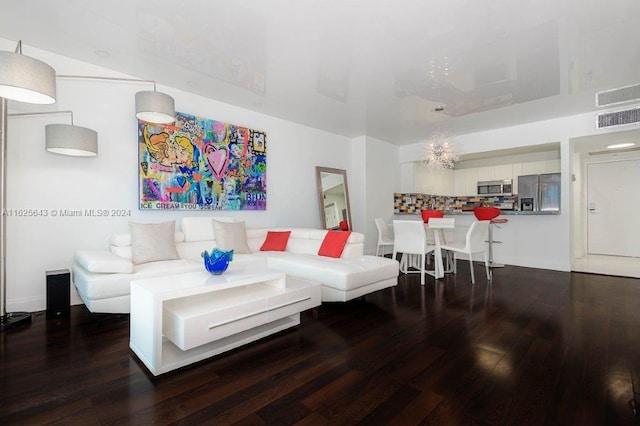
<box><xmin>138</xmin><ymin>112</ymin><xmax>267</xmax><ymax>210</ymax></box>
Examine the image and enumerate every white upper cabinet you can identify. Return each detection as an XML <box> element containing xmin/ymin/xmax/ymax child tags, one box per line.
<box><xmin>414</xmin><ymin>162</ymin><xmax>429</xmax><ymax>193</ymax></box>
<box><xmin>439</xmin><ymin>168</ymin><xmax>454</xmax><ymax>196</ymax></box>
<box><xmin>512</xmin><ymin>163</ymin><xmax>523</xmax><ymax>178</ymax></box>
<box><xmin>494</xmin><ymin>164</ymin><xmax>513</xmax><ymax>180</ymax></box>
<box><xmin>520</xmin><ymin>159</ymin><xmax>560</xmax><ymax>176</ymax></box>
<box><xmin>464</xmin><ymin>168</ymin><xmax>478</xmax><ymax>196</ymax></box>
<box><xmin>453</xmin><ymin>168</ymin><xmax>479</xmax><ymax>196</ymax></box>
<box><xmin>414</xmin><ymin>162</ymin><xmax>453</xmax><ymax>195</ymax></box>
<box><xmin>522</xmin><ymin>160</ymin><xmax>547</xmax><ymax>175</ymax></box>
<box><xmin>453</xmin><ymin>169</ymin><xmax>465</xmax><ymax>196</ymax></box>
<box><xmin>477</xmin><ymin>166</ymin><xmax>494</xmax><ymax>181</ymax></box>
<box><xmin>411</xmin><ymin>156</ymin><xmax>560</xmax><ymax>197</ymax></box>
<box><xmin>546</xmin><ymin>159</ymin><xmax>561</xmax><ymax>173</ymax></box>
<box><xmin>512</xmin><ymin>163</ymin><xmax>523</xmax><ymax>194</ymax></box>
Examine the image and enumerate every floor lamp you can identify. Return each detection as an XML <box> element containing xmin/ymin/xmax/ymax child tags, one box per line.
<box><xmin>0</xmin><ymin>43</ymin><xmax>175</xmax><ymax>331</ymax></box>
<box><xmin>0</xmin><ymin>41</ymin><xmax>57</xmax><ymax>331</ymax></box>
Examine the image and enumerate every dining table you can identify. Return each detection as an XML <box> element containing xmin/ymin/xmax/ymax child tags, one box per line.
<box><xmin>390</xmin><ymin>217</ymin><xmax>463</xmax><ymax>281</ymax></box>
<box><xmin>424</xmin><ymin>217</ymin><xmax>456</xmax><ymax>279</ymax></box>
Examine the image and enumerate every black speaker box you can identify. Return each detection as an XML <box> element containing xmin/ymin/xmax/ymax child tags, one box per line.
<box><xmin>46</xmin><ymin>269</ymin><xmax>70</xmax><ymax>319</ymax></box>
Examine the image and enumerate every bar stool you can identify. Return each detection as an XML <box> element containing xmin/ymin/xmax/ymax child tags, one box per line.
<box><xmin>473</xmin><ymin>207</ymin><xmax>507</xmax><ymax>268</ymax></box>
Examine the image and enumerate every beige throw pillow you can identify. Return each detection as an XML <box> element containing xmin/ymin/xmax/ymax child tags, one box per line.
<box><xmin>129</xmin><ymin>221</ymin><xmax>180</xmax><ymax>265</ymax></box>
<box><xmin>212</xmin><ymin>220</ymin><xmax>251</xmax><ymax>254</ymax></box>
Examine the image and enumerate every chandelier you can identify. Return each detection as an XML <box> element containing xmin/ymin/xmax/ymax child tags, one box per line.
<box><xmin>423</xmin><ymin>130</ymin><xmax>459</xmax><ymax>169</ymax></box>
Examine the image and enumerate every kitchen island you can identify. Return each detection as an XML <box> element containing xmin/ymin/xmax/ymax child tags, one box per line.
<box><xmin>444</xmin><ymin>210</ymin><xmax>560</xmax><ymax>215</ymax></box>
<box><xmin>392</xmin><ymin>211</ymin><xmax>568</xmax><ymax>271</ymax></box>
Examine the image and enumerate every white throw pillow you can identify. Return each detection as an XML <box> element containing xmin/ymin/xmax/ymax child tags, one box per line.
<box><xmin>129</xmin><ymin>221</ymin><xmax>180</xmax><ymax>265</ymax></box>
<box><xmin>212</xmin><ymin>220</ymin><xmax>251</xmax><ymax>254</ymax></box>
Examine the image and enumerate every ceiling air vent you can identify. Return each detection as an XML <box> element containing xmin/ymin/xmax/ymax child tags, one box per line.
<box><xmin>596</xmin><ymin>106</ymin><xmax>640</xmax><ymax>129</ymax></box>
<box><xmin>596</xmin><ymin>83</ymin><xmax>640</xmax><ymax>107</ymax></box>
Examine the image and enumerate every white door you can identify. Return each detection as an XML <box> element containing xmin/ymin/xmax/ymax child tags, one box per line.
<box><xmin>587</xmin><ymin>159</ymin><xmax>640</xmax><ymax>256</ymax></box>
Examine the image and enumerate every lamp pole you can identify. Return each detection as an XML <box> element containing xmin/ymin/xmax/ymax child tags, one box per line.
<box><xmin>0</xmin><ymin>97</ymin><xmax>32</xmax><ymax>330</ymax></box>
<box><xmin>0</xmin><ymin>97</ymin><xmax>6</xmax><ymax>319</ymax></box>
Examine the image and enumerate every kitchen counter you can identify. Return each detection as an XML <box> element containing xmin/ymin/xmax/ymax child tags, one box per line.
<box><xmin>395</xmin><ymin>210</ymin><xmax>560</xmax><ymax>216</ymax></box>
<box><xmin>447</xmin><ymin>210</ymin><xmax>559</xmax><ymax>216</ymax></box>
<box><xmin>391</xmin><ymin>208</ymin><xmax>566</xmax><ymax>272</ymax></box>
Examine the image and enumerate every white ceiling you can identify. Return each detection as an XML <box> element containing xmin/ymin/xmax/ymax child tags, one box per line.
<box><xmin>2</xmin><ymin>0</ymin><xmax>640</xmax><ymax>147</ymax></box>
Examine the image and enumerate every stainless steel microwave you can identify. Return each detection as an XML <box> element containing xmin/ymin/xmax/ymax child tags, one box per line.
<box><xmin>477</xmin><ymin>180</ymin><xmax>513</xmax><ymax>196</ymax></box>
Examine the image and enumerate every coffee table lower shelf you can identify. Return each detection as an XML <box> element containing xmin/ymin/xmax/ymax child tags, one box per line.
<box><xmin>132</xmin><ymin>315</ymin><xmax>300</xmax><ymax>376</ymax></box>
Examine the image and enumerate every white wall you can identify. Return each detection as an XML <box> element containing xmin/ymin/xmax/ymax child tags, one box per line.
<box><xmin>399</xmin><ymin>162</ymin><xmax>414</xmax><ymax>193</ymax></box>
<box><xmin>349</xmin><ymin>136</ymin><xmax>367</xmax><ymax>235</ymax></box>
<box><xmin>571</xmin><ymin>150</ymin><xmax>584</xmax><ymax>259</ymax></box>
<box><xmin>2</xmin><ymin>39</ymin><xmax>357</xmax><ymax>312</ymax></box>
<box><xmin>362</xmin><ymin>136</ymin><xmax>399</xmax><ymax>254</ymax></box>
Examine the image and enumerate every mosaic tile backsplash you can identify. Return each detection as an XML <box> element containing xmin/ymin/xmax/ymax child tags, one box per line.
<box><xmin>394</xmin><ymin>192</ymin><xmax>519</xmax><ymax>214</ymax></box>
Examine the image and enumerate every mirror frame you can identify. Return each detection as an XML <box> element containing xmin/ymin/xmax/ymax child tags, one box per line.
<box><xmin>315</xmin><ymin>166</ymin><xmax>353</xmax><ymax>231</ymax></box>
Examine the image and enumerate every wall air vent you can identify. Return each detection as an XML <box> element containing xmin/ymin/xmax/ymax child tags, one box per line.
<box><xmin>596</xmin><ymin>83</ymin><xmax>640</xmax><ymax>107</ymax></box>
<box><xmin>596</xmin><ymin>106</ymin><xmax>640</xmax><ymax>129</ymax></box>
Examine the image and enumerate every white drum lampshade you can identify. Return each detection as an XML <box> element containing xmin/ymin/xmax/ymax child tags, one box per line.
<box><xmin>0</xmin><ymin>49</ymin><xmax>56</xmax><ymax>104</ymax></box>
<box><xmin>135</xmin><ymin>90</ymin><xmax>175</xmax><ymax>124</ymax></box>
<box><xmin>45</xmin><ymin>123</ymin><xmax>98</xmax><ymax>156</ymax></box>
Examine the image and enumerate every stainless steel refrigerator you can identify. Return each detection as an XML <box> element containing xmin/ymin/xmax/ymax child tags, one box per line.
<box><xmin>517</xmin><ymin>173</ymin><xmax>561</xmax><ymax>212</ymax></box>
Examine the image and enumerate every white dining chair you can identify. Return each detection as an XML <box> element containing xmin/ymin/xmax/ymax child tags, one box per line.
<box><xmin>439</xmin><ymin>220</ymin><xmax>491</xmax><ymax>284</ymax></box>
<box><xmin>375</xmin><ymin>217</ymin><xmax>394</xmax><ymax>257</ymax></box>
<box><xmin>392</xmin><ymin>220</ymin><xmax>436</xmax><ymax>285</ymax></box>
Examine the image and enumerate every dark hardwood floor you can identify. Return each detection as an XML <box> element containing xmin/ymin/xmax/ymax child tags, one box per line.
<box><xmin>2</xmin><ymin>264</ymin><xmax>640</xmax><ymax>425</ymax></box>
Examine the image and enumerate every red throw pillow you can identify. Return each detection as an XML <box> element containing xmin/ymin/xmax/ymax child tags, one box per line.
<box><xmin>318</xmin><ymin>230</ymin><xmax>352</xmax><ymax>258</ymax></box>
<box><xmin>259</xmin><ymin>231</ymin><xmax>291</xmax><ymax>251</ymax></box>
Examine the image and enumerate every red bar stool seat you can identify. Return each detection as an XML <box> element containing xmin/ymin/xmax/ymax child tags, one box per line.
<box><xmin>473</xmin><ymin>207</ymin><xmax>500</xmax><ymax>221</ymax></box>
<box><xmin>473</xmin><ymin>207</ymin><xmax>507</xmax><ymax>268</ymax></box>
<box><xmin>421</xmin><ymin>209</ymin><xmax>443</xmax><ymax>223</ymax></box>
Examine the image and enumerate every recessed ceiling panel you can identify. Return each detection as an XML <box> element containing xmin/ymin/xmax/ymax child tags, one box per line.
<box><xmin>0</xmin><ymin>0</ymin><xmax>638</xmax><ymax>145</ymax></box>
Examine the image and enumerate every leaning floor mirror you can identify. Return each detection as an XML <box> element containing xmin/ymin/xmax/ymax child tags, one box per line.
<box><xmin>315</xmin><ymin>166</ymin><xmax>353</xmax><ymax>231</ymax></box>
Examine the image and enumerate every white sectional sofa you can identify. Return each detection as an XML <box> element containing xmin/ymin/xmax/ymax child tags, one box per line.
<box><xmin>72</xmin><ymin>217</ymin><xmax>399</xmax><ymax>313</ymax></box>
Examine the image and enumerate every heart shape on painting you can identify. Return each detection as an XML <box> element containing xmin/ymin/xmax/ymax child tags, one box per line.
<box><xmin>202</xmin><ymin>143</ymin><xmax>229</xmax><ymax>179</ymax></box>
<box><xmin>176</xmin><ymin>175</ymin><xmax>187</xmax><ymax>187</ymax></box>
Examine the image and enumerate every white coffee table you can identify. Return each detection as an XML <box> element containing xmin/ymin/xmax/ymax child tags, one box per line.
<box><xmin>129</xmin><ymin>265</ymin><xmax>320</xmax><ymax>376</ymax></box>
